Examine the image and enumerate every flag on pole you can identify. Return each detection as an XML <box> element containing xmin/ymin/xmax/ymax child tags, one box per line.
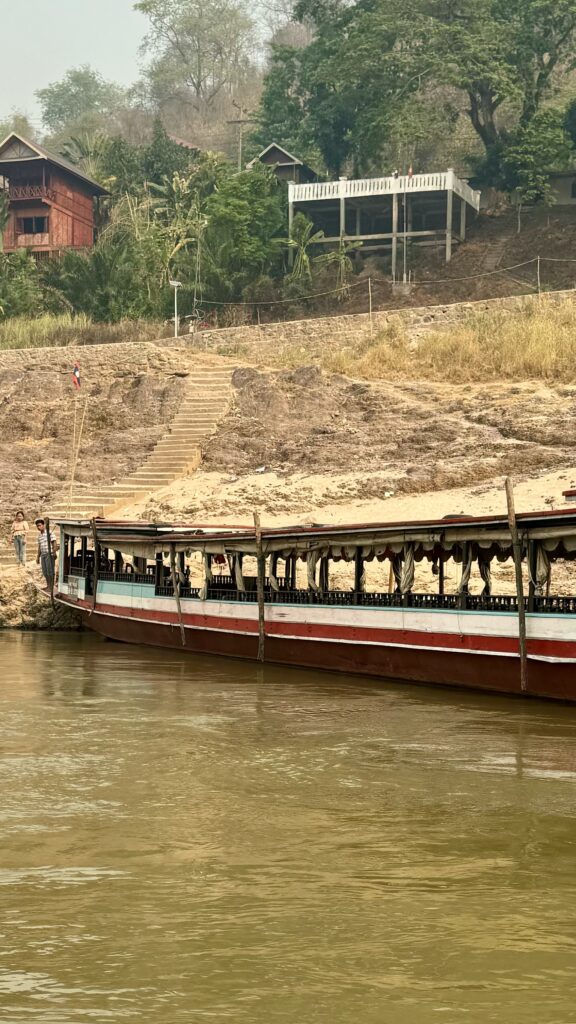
<box><xmin>71</xmin><ymin>362</ymin><xmax>81</xmax><ymax>390</ymax></box>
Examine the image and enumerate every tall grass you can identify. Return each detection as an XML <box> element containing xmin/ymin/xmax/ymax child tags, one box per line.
<box><xmin>0</xmin><ymin>314</ymin><xmax>169</xmax><ymax>350</ymax></box>
<box><xmin>318</xmin><ymin>301</ymin><xmax>576</xmax><ymax>382</ymax></box>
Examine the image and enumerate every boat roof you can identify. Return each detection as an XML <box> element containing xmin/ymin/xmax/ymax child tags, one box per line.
<box><xmin>55</xmin><ymin>508</ymin><xmax>576</xmax><ymax>552</ymax></box>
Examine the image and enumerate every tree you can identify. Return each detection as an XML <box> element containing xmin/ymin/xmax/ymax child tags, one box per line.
<box><xmin>136</xmin><ymin>0</ymin><xmax>258</xmax><ymax>117</ymax></box>
<box><xmin>564</xmin><ymin>98</ymin><xmax>576</xmax><ymax>148</ymax></box>
<box><xmin>0</xmin><ymin>252</ymin><xmax>43</xmax><ymax>318</ymax></box>
<box><xmin>60</xmin><ymin>134</ymin><xmax>111</xmax><ymax>184</ymax></box>
<box><xmin>203</xmin><ymin>164</ymin><xmax>285</xmax><ymax>298</ymax></box>
<box><xmin>251</xmin><ymin>46</ymin><xmax>309</xmax><ymax>160</ymax></box>
<box><xmin>142</xmin><ymin>119</ymin><xmax>196</xmax><ymax>185</ymax></box>
<box><xmin>0</xmin><ymin>111</ymin><xmax>35</xmax><ymax>140</ymax></box>
<box><xmin>36</xmin><ymin>66</ymin><xmax>125</xmax><ymax>135</ymax></box>
<box><xmin>256</xmin><ymin>0</ymin><xmax>576</xmax><ymax>178</ymax></box>
<box><xmin>501</xmin><ymin>110</ymin><xmax>573</xmax><ymax>231</ymax></box>
<box><xmin>285</xmin><ymin>212</ymin><xmax>326</xmax><ymax>283</ymax></box>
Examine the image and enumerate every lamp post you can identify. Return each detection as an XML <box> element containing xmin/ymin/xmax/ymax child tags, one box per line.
<box><xmin>169</xmin><ymin>279</ymin><xmax>182</xmax><ymax>338</ymax></box>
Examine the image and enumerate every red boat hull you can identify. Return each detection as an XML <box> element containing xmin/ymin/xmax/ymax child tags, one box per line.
<box><xmin>73</xmin><ymin>602</ymin><xmax>574</xmax><ymax>703</ymax></box>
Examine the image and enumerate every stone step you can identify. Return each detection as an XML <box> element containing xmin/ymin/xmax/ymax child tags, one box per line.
<box><xmin>172</xmin><ymin>413</ymin><xmax>217</xmax><ymax>421</ymax></box>
<box><xmin>144</xmin><ymin>461</ymin><xmax>196</xmax><ymax>470</ymax></box>
<box><xmin>151</xmin><ymin>446</ymin><xmax>202</xmax><ymax>454</ymax></box>
<box><xmin>167</xmin><ymin>423</ymin><xmax>213</xmax><ymax>431</ymax></box>
<box><xmin>171</xmin><ymin>416</ymin><xmax>216</xmax><ymax>425</ymax></box>
<box><xmin>150</xmin><ymin>449</ymin><xmax>202</xmax><ymax>457</ymax></box>
<box><xmin>187</xmin><ymin>371</ymin><xmax>234</xmax><ymax>379</ymax></box>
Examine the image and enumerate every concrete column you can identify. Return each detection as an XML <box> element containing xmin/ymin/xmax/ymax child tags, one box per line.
<box><xmin>445</xmin><ymin>169</ymin><xmax>454</xmax><ymax>263</ymax></box>
<box><xmin>355</xmin><ymin>205</ymin><xmax>361</xmax><ymax>237</ymax></box>
<box><xmin>287</xmin><ymin>181</ymin><xmax>294</xmax><ymax>268</ymax></box>
<box><xmin>392</xmin><ymin>191</ymin><xmax>398</xmax><ymax>281</ymax></box>
<box><xmin>339</xmin><ymin>176</ymin><xmax>347</xmax><ymax>238</ymax></box>
<box><xmin>460</xmin><ymin>197</ymin><xmax>467</xmax><ymax>241</ymax></box>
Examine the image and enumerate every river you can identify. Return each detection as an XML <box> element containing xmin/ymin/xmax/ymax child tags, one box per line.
<box><xmin>1</xmin><ymin>632</ymin><xmax>576</xmax><ymax>1023</ymax></box>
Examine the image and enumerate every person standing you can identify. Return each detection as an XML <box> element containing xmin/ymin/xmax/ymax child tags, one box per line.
<box><xmin>35</xmin><ymin>519</ymin><xmax>57</xmax><ymax>588</ymax></box>
<box><xmin>11</xmin><ymin>511</ymin><xmax>29</xmax><ymax>565</ymax></box>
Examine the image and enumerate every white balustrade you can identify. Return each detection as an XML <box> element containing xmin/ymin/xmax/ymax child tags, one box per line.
<box><xmin>290</xmin><ymin>171</ymin><xmax>480</xmax><ymax>210</ymax></box>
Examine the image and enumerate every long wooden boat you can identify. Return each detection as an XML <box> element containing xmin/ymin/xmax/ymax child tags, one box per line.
<box><xmin>53</xmin><ymin>511</ymin><xmax>576</xmax><ymax>702</ymax></box>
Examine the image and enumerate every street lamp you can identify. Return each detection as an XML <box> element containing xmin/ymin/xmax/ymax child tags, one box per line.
<box><xmin>169</xmin><ymin>279</ymin><xmax>182</xmax><ymax>338</ymax></box>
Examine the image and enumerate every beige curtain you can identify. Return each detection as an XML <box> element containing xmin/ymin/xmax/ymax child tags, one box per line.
<box><xmin>400</xmin><ymin>544</ymin><xmax>415</xmax><ymax>595</ymax></box>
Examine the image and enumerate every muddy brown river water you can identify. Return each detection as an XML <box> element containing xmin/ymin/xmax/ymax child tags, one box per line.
<box><xmin>1</xmin><ymin>632</ymin><xmax>576</xmax><ymax>1023</ymax></box>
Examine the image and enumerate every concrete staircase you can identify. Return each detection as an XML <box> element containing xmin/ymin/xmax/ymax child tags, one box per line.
<box><xmin>47</xmin><ymin>362</ymin><xmax>236</xmax><ymax>521</ymax></box>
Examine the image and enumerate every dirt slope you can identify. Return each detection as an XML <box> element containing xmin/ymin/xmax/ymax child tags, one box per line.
<box><xmin>0</xmin><ymin>344</ymin><xmax>232</xmax><ymax>531</ymax></box>
<box><xmin>123</xmin><ymin>365</ymin><xmax>576</xmax><ymax>524</ymax></box>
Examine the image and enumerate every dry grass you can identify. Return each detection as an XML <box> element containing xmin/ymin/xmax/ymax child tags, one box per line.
<box><xmin>0</xmin><ymin>314</ymin><xmax>169</xmax><ymax>350</ymax></box>
<box><xmin>316</xmin><ymin>300</ymin><xmax>576</xmax><ymax>382</ymax></box>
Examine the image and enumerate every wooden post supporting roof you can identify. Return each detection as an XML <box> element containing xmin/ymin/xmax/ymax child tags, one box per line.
<box><xmin>170</xmin><ymin>543</ymin><xmax>186</xmax><ymax>647</ymax></box>
<box><xmin>505</xmin><ymin>477</ymin><xmax>528</xmax><ymax>693</ymax></box>
<box><xmin>460</xmin><ymin>197</ymin><xmax>467</xmax><ymax>241</ymax></box>
<box><xmin>339</xmin><ymin>176</ymin><xmax>347</xmax><ymax>238</ymax></box>
<box><xmin>254</xmin><ymin>512</ymin><xmax>266</xmax><ymax>662</ymax></box>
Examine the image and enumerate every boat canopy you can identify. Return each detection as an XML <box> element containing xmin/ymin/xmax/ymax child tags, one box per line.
<box><xmin>54</xmin><ymin>510</ymin><xmax>576</xmax><ymax>563</ymax></box>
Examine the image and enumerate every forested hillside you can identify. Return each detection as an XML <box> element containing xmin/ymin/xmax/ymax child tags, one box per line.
<box><xmin>2</xmin><ymin>0</ymin><xmax>576</xmax><ymax>332</ymax></box>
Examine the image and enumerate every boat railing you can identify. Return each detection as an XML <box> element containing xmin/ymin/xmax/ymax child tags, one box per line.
<box><xmin>533</xmin><ymin>595</ymin><xmax>576</xmax><ymax>614</ymax></box>
<box><xmin>156</xmin><ymin>585</ymin><xmax>202</xmax><ymax>599</ymax></box>
<box><xmin>64</xmin><ymin>571</ymin><xmax>576</xmax><ymax>614</ymax></box>
<box><xmin>98</xmin><ymin>571</ymin><xmax>155</xmax><ymax>585</ymax></box>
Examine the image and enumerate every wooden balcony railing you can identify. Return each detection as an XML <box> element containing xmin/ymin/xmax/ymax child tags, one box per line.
<box><xmin>9</xmin><ymin>185</ymin><xmax>57</xmax><ymax>203</ymax></box>
<box><xmin>16</xmin><ymin>233</ymin><xmax>50</xmax><ymax>248</ymax></box>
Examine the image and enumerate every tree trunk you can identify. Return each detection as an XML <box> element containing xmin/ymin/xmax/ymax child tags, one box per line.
<box><xmin>468</xmin><ymin>87</ymin><xmax>500</xmax><ymax>152</ymax></box>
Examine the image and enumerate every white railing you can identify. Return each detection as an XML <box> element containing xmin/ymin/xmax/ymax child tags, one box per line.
<box><xmin>290</xmin><ymin>170</ymin><xmax>481</xmax><ymax>211</ymax></box>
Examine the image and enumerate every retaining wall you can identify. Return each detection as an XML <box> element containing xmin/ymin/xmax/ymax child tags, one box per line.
<box><xmin>185</xmin><ymin>288</ymin><xmax>576</xmax><ymax>358</ymax></box>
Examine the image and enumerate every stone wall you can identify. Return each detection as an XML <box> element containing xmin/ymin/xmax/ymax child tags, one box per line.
<box><xmin>185</xmin><ymin>288</ymin><xmax>576</xmax><ymax>359</ymax></box>
<box><xmin>0</xmin><ymin>287</ymin><xmax>574</xmax><ymax>368</ymax></box>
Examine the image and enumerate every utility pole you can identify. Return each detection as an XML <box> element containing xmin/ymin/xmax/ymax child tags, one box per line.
<box><xmin>227</xmin><ymin>101</ymin><xmax>255</xmax><ymax>171</ymax></box>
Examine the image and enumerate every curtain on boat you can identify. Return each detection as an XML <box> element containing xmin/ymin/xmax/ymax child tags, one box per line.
<box><xmin>400</xmin><ymin>545</ymin><xmax>415</xmax><ymax>594</ymax></box>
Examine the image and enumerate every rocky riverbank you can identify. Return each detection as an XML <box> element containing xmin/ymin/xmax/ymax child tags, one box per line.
<box><xmin>0</xmin><ymin>566</ymin><xmax>81</xmax><ymax>630</ymax></box>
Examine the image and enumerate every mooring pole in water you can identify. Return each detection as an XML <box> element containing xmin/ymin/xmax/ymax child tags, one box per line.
<box><xmin>254</xmin><ymin>512</ymin><xmax>266</xmax><ymax>662</ymax></box>
<box><xmin>170</xmin><ymin>543</ymin><xmax>186</xmax><ymax>647</ymax></box>
<box><xmin>90</xmin><ymin>518</ymin><xmax>99</xmax><ymax>615</ymax></box>
<box><xmin>505</xmin><ymin>477</ymin><xmax>528</xmax><ymax>693</ymax></box>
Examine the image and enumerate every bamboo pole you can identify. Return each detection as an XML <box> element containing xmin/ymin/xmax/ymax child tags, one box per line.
<box><xmin>170</xmin><ymin>543</ymin><xmax>186</xmax><ymax>647</ymax></box>
<box><xmin>505</xmin><ymin>477</ymin><xmax>528</xmax><ymax>693</ymax></box>
<box><xmin>254</xmin><ymin>511</ymin><xmax>266</xmax><ymax>662</ymax></box>
<box><xmin>67</xmin><ymin>396</ymin><xmax>88</xmax><ymax>514</ymax></box>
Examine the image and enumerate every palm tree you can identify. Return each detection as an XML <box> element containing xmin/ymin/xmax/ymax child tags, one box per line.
<box><xmin>285</xmin><ymin>213</ymin><xmax>326</xmax><ymax>283</ymax></box>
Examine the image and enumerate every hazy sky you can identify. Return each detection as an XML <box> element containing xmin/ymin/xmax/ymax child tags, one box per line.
<box><xmin>0</xmin><ymin>0</ymin><xmax>147</xmax><ymax>125</ymax></box>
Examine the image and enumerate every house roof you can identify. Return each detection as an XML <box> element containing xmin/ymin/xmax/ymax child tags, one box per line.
<box><xmin>167</xmin><ymin>133</ymin><xmax>199</xmax><ymax>151</ymax></box>
<box><xmin>0</xmin><ymin>133</ymin><xmax>109</xmax><ymax>196</ymax></box>
<box><xmin>247</xmin><ymin>143</ymin><xmax>318</xmax><ymax>180</ymax></box>
<box><xmin>252</xmin><ymin>142</ymin><xmax>304</xmax><ymax>166</ymax></box>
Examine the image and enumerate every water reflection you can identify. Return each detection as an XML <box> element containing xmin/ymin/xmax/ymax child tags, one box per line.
<box><xmin>1</xmin><ymin>632</ymin><xmax>576</xmax><ymax>1023</ymax></box>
